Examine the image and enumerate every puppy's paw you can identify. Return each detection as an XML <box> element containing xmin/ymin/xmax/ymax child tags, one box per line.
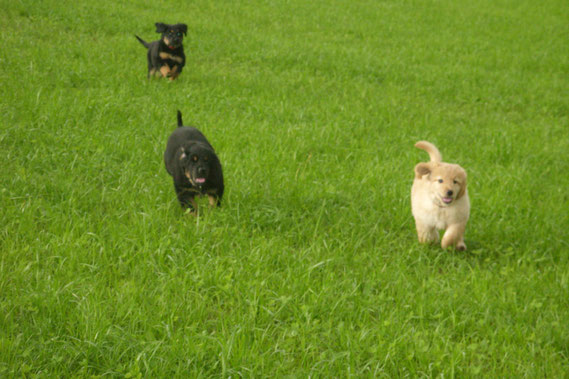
<box><xmin>456</xmin><ymin>242</ymin><xmax>467</xmax><ymax>251</ymax></box>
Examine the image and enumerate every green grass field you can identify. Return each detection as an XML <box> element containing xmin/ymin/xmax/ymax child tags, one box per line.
<box><xmin>1</xmin><ymin>0</ymin><xmax>568</xmax><ymax>376</ymax></box>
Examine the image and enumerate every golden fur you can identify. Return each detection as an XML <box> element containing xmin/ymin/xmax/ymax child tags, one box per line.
<box><xmin>411</xmin><ymin>141</ymin><xmax>470</xmax><ymax>250</ymax></box>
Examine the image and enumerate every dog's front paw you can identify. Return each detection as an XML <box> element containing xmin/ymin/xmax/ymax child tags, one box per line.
<box><xmin>456</xmin><ymin>242</ymin><xmax>467</xmax><ymax>251</ymax></box>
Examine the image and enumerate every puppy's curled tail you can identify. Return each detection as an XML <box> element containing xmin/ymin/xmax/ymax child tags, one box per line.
<box><xmin>135</xmin><ymin>35</ymin><xmax>150</xmax><ymax>48</ymax></box>
<box><xmin>177</xmin><ymin>110</ymin><xmax>183</xmax><ymax>127</ymax></box>
<box><xmin>415</xmin><ymin>141</ymin><xmax>442</xmax><ymax>162</ymax></box>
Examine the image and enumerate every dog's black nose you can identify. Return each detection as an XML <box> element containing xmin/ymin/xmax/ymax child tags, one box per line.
<box><xmin>198</xmin><ymin>167</ymin><xmax>207</xmax><ymax>176</ymax></box>
<box><xmin>447</xmin><ymin>190</ymin><xmax>453</xmax><ymax>196</ymax></box>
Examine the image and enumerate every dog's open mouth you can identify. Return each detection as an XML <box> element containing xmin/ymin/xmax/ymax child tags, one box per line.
<box><xmin>185</xmin><ymin>171</ymin><xmax>205</xmax><ymax>186</ymax></box>
<box><xmin>442</xmin><ymin>197</ymin><xmax>453</xmax><ymax>204</ymax></box>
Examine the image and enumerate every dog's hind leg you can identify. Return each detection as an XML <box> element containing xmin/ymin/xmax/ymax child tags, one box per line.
<box><xmin>146</xmin><ymin>50</ymin><xmax>154</xmax><ymax>79</ymax></box>
<box><xmin>442</xmin><ymin>223</ymin><xmax>467</xmax><ymax>251</ymax></box>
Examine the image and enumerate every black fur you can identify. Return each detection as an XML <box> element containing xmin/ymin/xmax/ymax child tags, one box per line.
<box><xmin>164</xmin><ymin>111</ymin><xmax>224</xmax><ymax>211</ymax></box>
<box><xmin>135</xmin><ymin>22</ymin><xmax>187</xmax><ymax>80</ymax></box>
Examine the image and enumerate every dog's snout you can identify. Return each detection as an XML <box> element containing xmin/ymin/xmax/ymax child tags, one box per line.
<box><xmin>197</xmin><ymin>167</ymin><xmax>207</xmax><ymax>176</ymax></box>
<box><xmin>446</xmin><ymin>190</ymin><xmax>453</xmax><ymax>196</ymax></box>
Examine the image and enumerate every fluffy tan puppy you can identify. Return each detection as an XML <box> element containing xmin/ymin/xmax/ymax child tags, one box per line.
<box><xmin>411</xmin><ymin>141</ymin><xmax>470</xmax><ymax>250</ymax></box>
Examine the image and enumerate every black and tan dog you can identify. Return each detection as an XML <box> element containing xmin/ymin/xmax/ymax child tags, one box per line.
<box><xmin>164</xmin><ymin>111</ymin><xmax>224</xmax><ymax>212</ymax></box>
<box><xmin>135</xmin><ymin>22</ymin><xmax>187</xmax><ymax>80</ymax></box>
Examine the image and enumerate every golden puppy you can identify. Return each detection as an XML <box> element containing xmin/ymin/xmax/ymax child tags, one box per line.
<box><xmin>411</xmin><ymin>141</ymin><xmax>470</xmax><ymax>250</ymax></box>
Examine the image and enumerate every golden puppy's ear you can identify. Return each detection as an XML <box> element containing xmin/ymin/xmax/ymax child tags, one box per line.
<box><xmin>414</xmin><ymin>162</ymin><xmax>432</xmax><ymax>179</ymax></box>
<box><xmin>456</xmin><ymin>170</ymin><xmax>467</xmax><ymax>199</ymax></box>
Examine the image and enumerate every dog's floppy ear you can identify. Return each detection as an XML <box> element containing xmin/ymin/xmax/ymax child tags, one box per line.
<box><xmin>456</xmin><ymin>170</ymin><xmax>467</xmax><ymax>199</ymax></box>
<box><xmin>180</xmin><ymin>24</ymin><xmax>188</xmax><ymax>36</ymax></box>
<box><xmin>155</xmin><ymin>22</ymin><xmax>167</xmax><ymax>33</ymax></box>
<box><xmin>414</xmin><ymin>162</ymin><xmax>432</xmax><ymax>179</ymax></box>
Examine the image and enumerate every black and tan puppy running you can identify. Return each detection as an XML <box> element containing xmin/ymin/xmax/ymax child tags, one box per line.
<box><xmin>135</xmin><ymin>22</ymin><xmax>187</xmax><ymax>80</ymax></box>
<box><xmin>164</xmin><ymin>111</ymin><xmax>224</xmax><ymax>212</ymax></box>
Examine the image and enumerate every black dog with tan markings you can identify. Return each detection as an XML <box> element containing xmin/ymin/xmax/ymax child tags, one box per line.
<box><xmin>164</xmin><ymin>111</ymin><xmax>224</xmax><ymax>212</ymax></box>
<box><xmin>135</xmin><ymin>22</ymin><xmax>187</xmax><ymax>80</ymax></box>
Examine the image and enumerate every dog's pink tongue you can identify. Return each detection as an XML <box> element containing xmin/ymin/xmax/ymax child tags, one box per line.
<box><xmin>442</xmin><ymin>197</ymin><xmax>453</xmax><ymax>204</ymax></box>
<box><xmin>196</xmin><ymin>178</ymin><xmax>206</xmax><ymax>184</ymax></box>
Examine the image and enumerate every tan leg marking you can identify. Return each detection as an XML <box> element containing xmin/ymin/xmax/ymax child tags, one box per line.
<box><xmin>160</xmin><ymin>65</ymin><xmax>171</xmax><ymax>78</ymax></box>
<box><xmin>169</xmin><ymin>65</ymin><xmax>180</xmax><ymax>80</ymax></box>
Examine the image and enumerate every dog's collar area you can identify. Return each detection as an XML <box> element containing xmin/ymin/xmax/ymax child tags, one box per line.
<box><xmin>180</xmin><ymin>187</ymin><xmax>200</xmax><ymax>194</ymax></box>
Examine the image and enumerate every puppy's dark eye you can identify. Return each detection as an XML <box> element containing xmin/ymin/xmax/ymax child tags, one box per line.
<box><xmin>192</xmin><ymin>155</ymin><xmax>198</xmax><ymax>162</ymax></box>
<box><xmin>438</xmin><ymin>179</ymin><xmax>443</xmax><ymax>183</ymax></box>
<box><xmin>204</xmin><ymin>156</ymin><xmax>208</xmax><ymax>161</ymax></box>
<box><xmin>453</xmin><ymin>180</ymin><xmax>458</xmax><ymax>184</ymax></box>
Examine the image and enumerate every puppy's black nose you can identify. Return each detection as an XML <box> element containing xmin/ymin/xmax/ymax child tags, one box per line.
<box><xmin>198</xmin><ymin>167</ymin><xmax>207</xmax><ymax>176</ymax></box>
<box><xmin>447</xmin><ymin>190</ymin><xmax>453</xmax><ymax>196</ymax></box>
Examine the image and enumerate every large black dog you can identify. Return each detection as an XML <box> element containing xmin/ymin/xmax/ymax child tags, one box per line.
<box><xmin>135</xmin><ymin>22</ymin><xmax>187</xmax><ymax>80</ymax></box>
<box><xmin>164</xmin><ymin>111</ymin><xmax>224</xmax><ymax>212</ymax></box>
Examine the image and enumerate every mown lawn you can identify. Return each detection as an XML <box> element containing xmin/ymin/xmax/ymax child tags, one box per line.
<box><xmin>1</xmin><ymin>0</ymin><xmax>568</xmax><ymax>376</ymax></box>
